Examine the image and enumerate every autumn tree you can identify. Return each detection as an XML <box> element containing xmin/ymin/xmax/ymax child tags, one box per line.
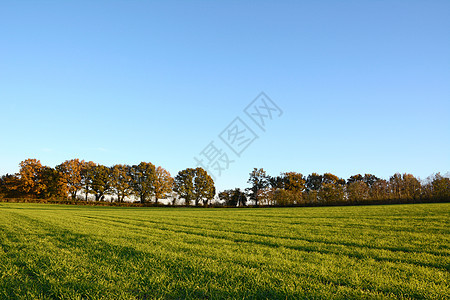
<box><xmin>0</xmin><ymin>174</ymin><xmax>22</xmax><ymax>198</ymax></box>
<box><xmin>56</xmin><ymin>159</ymin><xmax>85</xmax><ymax>200</ymax></box>
<box><xmin>154</xmin><ymin>166</ymin><xmax>173</xmax><ymax>204</ymax></box>
<box><xmin>304</xmin><ymin>189</ymin><xmax>319</xmax><ymax>204</ymax></box>
<box><xmin>174</xmin><ymin>167</ymin><xmax>215</xmax><ymax>206</ymax></box>
<box><xmin>402</xmin><ymin>174</ymin><xmax>421</xmax><ymax>200</ymax></box>
<box><xmin>18</xmin><ymin>159</ymin><xmax>45</xmax><ymax>196</ymax></box>
<box><xmin>271</xmin><ymin>189</ymin><xmax>298</xmax><ymax>206</ymax></box>
<box><xmin>347</xmin><ymin>181</ymin><xmax>370</xmax><ymax>203</ymax></box>
<box><xmin>283</xmin><ymin>172</ymin><xmax>305</xmax><ymax>204</ymax></box>
<box><xmin>267</xmin><ymin>172</ymin><xmax>305</xmax><ymax>205</ymax></box>
<box><xmin>16</xmin><ymin>159</ymin><xmax>64</xmax><ymax>199</ymax></box>
<box><xmin>256</xmin><ymin>187</ymin><xmax>275</xmax><ymax>205</ymax></box>
<box><xmin>319</xmin><ymin>182</ymin><xmax>345</xmax><ymax>203</ymax></box>
<box><xmin>347</xmin><ymin>174</ymin><xmax>371</xmax><ymax>203</ymax></box>
<box><xmin>316</xmin><ymin>173</ymin><xmax>345</xmax><ymax>203</ymax></box>
<box><xmin>110</xmin><ymin>164</ymin><xmax>133</xmax><ymax>202</ymax></box>
<box><xmin>246</xmin><ymin>168</ymin><xmax>269</xmax><ymax>206</ymax></box>
<box><xmin>322</xmin><ymin>173</ymin><xmax>346</xmax><ymax>186</ymax></box>
<box><xmin>282</xmin><ymin>172</ymin><xmax>306</xmax><ymax>192</ymax></box>
<box><xmin>347</xmin><ymin>174</ymin><xmax>364</xmax><ymax>185</ymax></box>
<box><xmin>369</xmin><ymin>179</ymin><xmax>389</xmax><ymax>201</ymax></box>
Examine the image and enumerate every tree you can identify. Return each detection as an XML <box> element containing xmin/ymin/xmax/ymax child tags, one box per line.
<box><xmin>234</xmin><ymin>188</ymin><xmax>247</xmax><ymax>206</ymax></box>
<box><xmin>246</xmin><ymin>168</ymin><xmax>269</xmax><ymax>206</ymax></box>
<box><xmin>322</xmin><ymin>173</ymin><xmax>340</xmax><ymax>185</ymax></box>
<box><xmin>88</xmin><ymin>164</ymin><xmax>112</xmax><ymax>201</ymax></box>
<box><xmin>130</xmin><ymin>162</ymin><xmax>157</xmax><ymax>203</ymax></box>
<box><xmin>56</xmin><ymin>159</ymin><xmax>85</xmax><ymax>200</ymax></box>
<box><xmin>389</xmin><ymin>173</ymin><xmax>402</xmax><ymax>199</ymax></box>
<box><xmin>267</xmin><ymin>172</ymin><xmax>305</xmax><ymax>206</ymax></box>
<box><xmin>282</xmin><ymin>172</ymin><xmax>306</xmax><ymax>192</ymax></box>
<box><xmin>322</xmin><ymin>173</ymin><xmax>346</xmax><ymax>186</ymax></box>
<box><xmin>81</xmin><ymin>161</ymin><xmax>97</xmax><ymax>201</ymax></box>
<box><xmin>110</xmin><ymin>164</ymin><xmax>133</xmax><ymax>202</ymax></box>
<box><xmin>269</xmin><ymin>176</ymin><xmax>285</xmax><ymax>189</ymax></box>
<box><xmin>174</xmin><ymin>168</ymin><xmax>215</xmax><ymax>206</ymax></box>
<box><xmin>363</xmin><ymin>174</ymin><xmax>379</xmax><ymax>187</ymax></box>
<box><xmin>282</xmin><ymin>172</ymin><xmax>305</xmax><ymax>204</ymax></box>
<box><xmin>369</xmin><ymin>179</ymin><xmax>389</xmax><ymax>201</ymax></box>
<box><xmin>194</xmin><ymin>168</ymin><xmax>215</xmax><ymax>206</ymax></box>
<box><xmin>174</xmin><ymin>168</ymin><xmax>195</xmax><ymax>205</ymax></box>
<box><xmin>420</xmin><ymin>176</ymin><xmax>434</xmax><ymax>201</ymax></box>
<box><xmin>347</xmin><ymin>174</ymin><xmax>364</xmax><ymax>185</ymax></box>
<box><xmin>319</xmin><ymin>182</ymin><xmax>345</xmax><ymax>203</ymax></box>
<box><xmin>402</xmin><ymin>173</ymin><xmax>421</xmax><ymax>200</ymax></box>
<box><xmin>220</xmin><ymin>188</ymin><xmax>247</xmax><ymax>207</ymax></box>
<box><xmin>310</xmin><ymin>173</ymin><xmax>346</xmax><ymax>204</ymax></box>
<box><xmin>218</xmin><ymin>190</ymin><xmax>232</xmax><ymax>206</ymax></box>
<box><xmin>154</xmin><ymin>166</ymin><xmax>173</xmax><ymax>204</ymax></box>
<box><xmin>304</xmin><ymin>189</ymin><xmax>319</xmax><ymax>204</ymax></box>
<box><xmin>306</xmin><ymin>173</ymin><xmax>323</xmax><ymax>191</ymax></box>
<box><xmin>387</xmin><ymin>173</ymin><xmax>422</xmax><ymax>202</ymax></box>
<box><xmin>304</xmin><ymin>173</ymin><xmax>324</xmax><ymax>203</ymax></box>
<box><xmin>431</xmin><ymin>173</ymin><xmax>450</xmax><ymax>201</ymax></box>
<box><xmin>257</xmin><ymin>187</ymin><xmax>275</xmax><ymax>205</ymax></box>
<box><xmin>347</xmin><ymin>181</ymin><xmax>369</xmax><ymax>203</ymax></box>
<box><xmin>39</xmin><ymin>166</ymin><xmax>63</xmax><ymax>199</ymax></box>
<box><xmin>0</xmin><ymin>174</ymin><xmax>22</xmax><ymax>198</ymax></box>
<box><xmin>18</xmin><ymin>158</ymin><xmax>45</xmax><ymax>196</ymax></box>
<box><xmin>272</xmin><ymin>189</ymin><xmax>299</xmax><ymax>206</ymax></box>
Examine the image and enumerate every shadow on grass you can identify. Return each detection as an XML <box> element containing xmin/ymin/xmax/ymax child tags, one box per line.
<box><xmin>1</xmin><ymin>213</ymin><xmax>301</xmax><ymax>299</ymax></box>
<box><xmin>79</xmin><ymin>213</ymin><xmax>449</xmax><ymax>271</ymax></box>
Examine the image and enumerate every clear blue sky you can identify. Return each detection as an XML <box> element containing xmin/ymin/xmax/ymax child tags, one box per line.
<box><xmin>1</xmin><ymin>1</ymin><xmax>449</xmax><ymax>191</ymax></box>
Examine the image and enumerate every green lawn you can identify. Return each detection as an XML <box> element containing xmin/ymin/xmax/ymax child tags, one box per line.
<box><xmin>0</xmin><ymin>203</ymin><xmax>448</xmax><ymax>299</ymax></box>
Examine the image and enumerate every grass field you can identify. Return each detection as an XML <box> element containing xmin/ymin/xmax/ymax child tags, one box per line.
<box><xmin>0</xmin><ymin>203</ymin><xmax>448</xmax><ymax>299</ymax></box>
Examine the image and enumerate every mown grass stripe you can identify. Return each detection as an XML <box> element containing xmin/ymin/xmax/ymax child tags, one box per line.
<box><xmin>0</xmin><ymin>203</ymin><xmax>448</xmax><ymax>299</ymax></box>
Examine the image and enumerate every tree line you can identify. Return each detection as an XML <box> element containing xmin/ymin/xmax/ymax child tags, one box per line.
<box><xmin>227</xmin><ymin>168</ymin><xmax>450</xmax><ymax>206</ymax></box>
<box><xmin>0</xmin><ymin>159</ymin><xmax>449</xmax><ymax>206</ymax></box>
<box><xmin>0</xmin><ymin>158</ymin><xmax>216</xmax><ymax>205</ymax></box>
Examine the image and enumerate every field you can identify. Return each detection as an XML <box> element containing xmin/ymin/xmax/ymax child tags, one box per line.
<box><xmin>0</xmin><ymin>203</ymin><xmax>448</xmax><ymax>299</ymax></box>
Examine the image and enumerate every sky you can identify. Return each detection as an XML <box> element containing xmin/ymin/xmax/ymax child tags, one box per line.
<box><xmin>1</xmin><ymin>0</ymin><xmax>449</xmax><ymax>192</ymax></box>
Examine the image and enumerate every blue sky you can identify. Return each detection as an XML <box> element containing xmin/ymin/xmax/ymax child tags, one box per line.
<box><xmin>1</xmin><ymin>1</ymin><xmax>449</xmax><ymax>191</ymax></box>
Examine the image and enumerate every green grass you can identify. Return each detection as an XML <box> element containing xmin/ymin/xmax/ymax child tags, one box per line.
<box><xmin>0</xmin><ymin>203</ymin><xmax>448</xmax><ymax>299</ymax></box>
